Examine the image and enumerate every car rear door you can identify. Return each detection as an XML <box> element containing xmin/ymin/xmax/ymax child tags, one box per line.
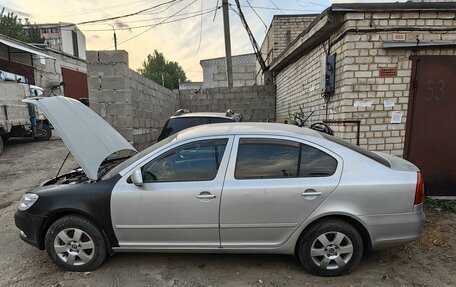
<box><xmin>220</xmin><ymin>135</ymin><xmax>343</xmax><ymax>248</ymax></box>
<box><xmin>111</xmin><ymin>136</ymin><xmax>233</xmax><ymax>249</ymax></box>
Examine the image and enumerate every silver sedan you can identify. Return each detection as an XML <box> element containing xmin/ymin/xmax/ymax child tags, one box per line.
<box><xmin>16</xmin><ymin>97</ymin><xmax>424</xmax><ymax>276</ymax></box>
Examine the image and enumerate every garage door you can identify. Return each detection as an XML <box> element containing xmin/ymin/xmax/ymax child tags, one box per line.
<box><xmin>61</xmin><ymin>67</ymin><xmax>88</xmax><ymax>100</ymax></box>
<box><xmin>405</xmin><ymin>56</ymin><xmax>456</xmax><ymax>196</ymax></box>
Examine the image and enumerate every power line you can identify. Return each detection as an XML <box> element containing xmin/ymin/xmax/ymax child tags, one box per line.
<box><xmin>232</xmin><ymin>0</ymin><xmax>267</xmax><ymax>72</ymax></box>
<box><xmin>213</xmin><ymin>0</ymin><xmax>220</xmax><ymax>21</ymax></box>
<box><xmin>245</xmin><ymin>0</ymin><xmax>268</xmax><ymax>31</ymax></box>
<box><xmin>57</xmin><ymin>0</ymin><xmax>153</xmax><ymax>18</ymax></box>
<box><xmin>197</xmin><ymin>0</ymin><xmax>203</xmax><ymax>52</ymax></box>
<box><xmin>233</xmin><ymin>4</ymin><xmax>321</xmax><ymax>13</ymax></box>
<box><xmin>109</xmin><ymin>0</ymin><xmax>198</xmax><ymax>49</ymax></box>
<box><xmin>42</xmin><ymin>0</ymin><xmax>184</xmax><ymax>29</ymax></box>
<box><xmin>58</xmin><ymin>8</ymin><xmax>217</xmax><ymax>32</ymax></box>
<box><xmin>83</xmin><ymin>7</ymin><xmax>218</xmax><ymax>25</ymax></box>
<box><xmin>267</xmin><ymin>0</ymin><xmax>285</xmax><ymax>14</ymax></box>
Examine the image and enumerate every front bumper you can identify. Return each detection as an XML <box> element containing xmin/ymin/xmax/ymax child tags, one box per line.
<box><xmin>14</xmin><ymin>210</ymin><xmax>47</xmax><ymax>249</ymax></box>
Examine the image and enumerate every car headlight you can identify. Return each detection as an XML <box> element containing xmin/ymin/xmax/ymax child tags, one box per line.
<box><xmin>18</xmin><ymin>193</ymin><xmax>39</xmax><ymax>211</ymax></box>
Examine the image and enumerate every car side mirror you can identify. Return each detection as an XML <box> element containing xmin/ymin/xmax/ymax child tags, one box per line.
<box><xmin>130</xmin><ymin>169</ymin><xmax>143</xmax><ymax>186</ymax></box>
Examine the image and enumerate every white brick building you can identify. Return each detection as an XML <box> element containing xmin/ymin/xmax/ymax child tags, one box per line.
<box><xmin>257</xmin><ymin>14</ymin><xmax>318</xmax><ymax>84</ymax></box>
<box><xmin>265</xmin><ymin>2</ymin><xmax>456</xmax><ymax>196</ymax></box>
<box><xmin>200</xmin><ymin>53</ymin><xmax>256</xmax><ymax>88</ymax></box>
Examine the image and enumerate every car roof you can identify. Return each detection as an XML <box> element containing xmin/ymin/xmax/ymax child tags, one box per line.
<box><xmin>175</xmin><ymin>122</ymin><xmax>324</xmax><ymax>141</ymax></box>
<box><xmin>170</xmin><ymin>112</ymin><xmax>234</xmax><ymax>119</ymax></box>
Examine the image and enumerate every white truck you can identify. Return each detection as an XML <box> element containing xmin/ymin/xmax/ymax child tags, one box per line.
<box><xmin>0</xmin><ymin>81</ymin><xmax>51</xmax><ymax>155</ymax></box>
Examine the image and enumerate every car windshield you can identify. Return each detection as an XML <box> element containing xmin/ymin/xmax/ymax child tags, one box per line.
<box><xmin>104</xmin><ymin>134</ymin><xmax>177</xmax><ymax>178</ymax></box>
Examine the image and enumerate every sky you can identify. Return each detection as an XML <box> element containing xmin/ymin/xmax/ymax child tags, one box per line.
<box><xmin>1</xmin><ymin>0</ymin><xmax>403</xmax><ymax>81</ymax></box>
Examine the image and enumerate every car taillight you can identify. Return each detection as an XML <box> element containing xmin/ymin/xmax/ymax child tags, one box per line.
<box><xmin>414</xmin><ymin>171</ymin><xmax>424</xmax><ymax>205</ymax></box>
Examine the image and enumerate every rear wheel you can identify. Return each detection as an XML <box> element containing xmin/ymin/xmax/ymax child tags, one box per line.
<box><xmin>0</xmin><ymin>136</ymin><xmax>3</xmax><ymax>156</ymax></box>
<box><xmin>297</xmin><ymin>219</ymin><xmax>363</xmax><ymax>276</ymax></box>
<box><xmin>34</xmin><ymin>123</ymin><xmax>52</xmax><ymax>141</ymax></box>
<box><xmin>45</xmin><ymin>215</ymin><xmax>107</xmax><ymax>272</ymax></box>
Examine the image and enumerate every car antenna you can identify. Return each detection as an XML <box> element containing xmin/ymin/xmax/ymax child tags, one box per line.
<box><xmin>55</xmin><ymin>152</ymin><xmax>71</xmax><ymax>180</ymax></box>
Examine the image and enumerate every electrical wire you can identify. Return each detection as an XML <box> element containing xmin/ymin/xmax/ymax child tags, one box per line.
<box><xmin>197</xmin><ymin>0</ymin><xmax>203</xmax><ymax>52</ymax></box>
<box><xmin>267</xmin><ymin>0</ymin><xmax>285</xmax><ymax>14</ymax></box>
<box><xmin>213</xmin><ymin>0</ymin><xmax>219</xmax><ymax>21</ymax></box>
<box><xmin>108</xmin><ymin>0</ymin><xmax>198</xmax><ymax>49</ymax></box>
<box><xmin>43</xmin><ymin>0</ymin><xmax>184</xmax><ymax>29</ymax></box>
<box><xmin>232</xmin><ymin>0</ymin><xmax>267</xmax><ymax>72</ymax></box>
<box><xmin>233</xmin><ymin>4</ymin><xmax>320</xmax><ymax>12</ymax></box>
<box><xmin>58</xmin><ymin>8</ymin><xmax>218</xmax><ymax>32</ymax></box>
<box><xmin>84</xmin><ymin>7</ymin><xmax>218</xmax><ymax>25</ymax></box>
<box><xmin>245</xmin><ymin>0</ymin><xmax>268</xmax><ymax>31</ymax></box>
<box><xmin>57</xmin><ymin>0</ymin><xmax>153</xmax><ymax>18</ymax></box>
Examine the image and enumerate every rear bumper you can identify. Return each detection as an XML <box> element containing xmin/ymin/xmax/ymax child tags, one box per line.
<box><xmin>14</xmin><ymin>210</ymin><xmax>47</xmax><ymax>250</ymax></box>
<box><xmin>360</xmin><ymin>206</ymin><xmax>425</xmax><ymax>250</ymax></box>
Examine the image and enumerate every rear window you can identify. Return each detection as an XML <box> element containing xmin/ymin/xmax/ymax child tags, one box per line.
<box><xmin>157</xmin><ymin>117</ymin><xmax>233</xmax><ymax>141</ymax></box>
<box><xmin>320</xmin><ymin>133</ymin><xmax>391</xmax><ymax>168</ymax></box>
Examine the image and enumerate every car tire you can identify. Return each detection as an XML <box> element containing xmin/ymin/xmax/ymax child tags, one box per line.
<box><xmin>34</xmin><ymin>123</ymin><xmax>52</xmax><ymax>141</ymax></box>
<box><xmin>0</xmin><ymin>136</ymin><xmax>3</xmax><ymax>156</ymax></box>
<box><xmin>45</xmin><ymin>214</ymin><xmax>107</xmax><ymax>272</ymax></box>
<box><xmin>297</xmin><ymin>219</ymin><xmax>363</xmax><ymax>277</ymax></box>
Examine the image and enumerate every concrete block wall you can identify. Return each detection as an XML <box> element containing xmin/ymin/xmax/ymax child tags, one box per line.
<box><xmin>275</xmin><ymin>10</ymin><xmax>456</xmax><ymax>157</ymax></box>
<box><xmin>87</xmin><ymin>50</ymin><xmax>178</xmax><ymax>150</ymax></box>
<box><xmin>178</xmin><ymin>85</ymin><xmax>276</xmax><ymax>122</ymax></box>
<box><xmin>33</xmin><ymin>49</ymin><xmax>86</xmax><ymax>96</ymax></box>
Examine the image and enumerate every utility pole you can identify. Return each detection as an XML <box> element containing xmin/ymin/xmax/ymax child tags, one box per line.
<box><xmin>222</xmin><ymin>0</ymin><xmax>233</xmax><ymax>87</ymax></box>
<box><xmin>107</xmin><ymin>24</ymin><xmax>117</xmax><ymax>50</ymax></box>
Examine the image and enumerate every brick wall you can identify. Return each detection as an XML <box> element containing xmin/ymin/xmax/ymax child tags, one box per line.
<box><xmin>257</xmin><ymin>15</ymin><xmax>317</xmax><ymax>84</ymax></box>
<box><xmin>87</xmin><ymin>50</ymin><xmax>178</xmax><ymax>150</ymax></box>
<box><xmin>275</xmin><ymin>10</ymin><xmax>456</xmax><ymax>156</ymax></box>
<box><xmin>178</xmin><ymin>85</ymin><xmax>276</xmax><ymax>122</ymax></box>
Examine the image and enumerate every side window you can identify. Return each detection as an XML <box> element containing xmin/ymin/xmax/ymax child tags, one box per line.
<box><xmin>234</xmin><ymin>138</ymin><xmax>338</xmax><ymax>180</ymax></box>
<box><xmin>299</xmin><ymin>144</ymin><xmax>337</xmax><ymax>177</ymax></box>
<box><xmin>142</xmin><ymin>139</ymin><xmax>228</xmax><ymax>183</ymax></box>
<box><xmin>235</xmin><ymin>139</ymin><xmax>300</xmax><ymax>179</ymax></box>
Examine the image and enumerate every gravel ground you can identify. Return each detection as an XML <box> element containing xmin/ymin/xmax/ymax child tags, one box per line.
<box><xmin>0</xmin><ymin>136</ymin><xmax>455</xmax><ymax>287</ymax></box>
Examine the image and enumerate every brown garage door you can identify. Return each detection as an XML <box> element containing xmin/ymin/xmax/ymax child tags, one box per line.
<box><xmin>61</xmin><ymin>67</ymin><xmax>88</xmax><ymax>100</ymax></box>
<box><xmin>405</xmin><ymin>56</ymin><xmax>456</xmax><ymax>196</ymax></box>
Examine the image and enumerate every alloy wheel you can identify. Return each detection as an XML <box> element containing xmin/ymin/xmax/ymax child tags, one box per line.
<box><xmin>310</xmin><ymin>231</ymin><xmax>354</xmax><ymax>270</ymax></box>
<box><xmin>54</xmin><ymin>228</ymin><xmax>95</xmax><ymax>266</ymax></box>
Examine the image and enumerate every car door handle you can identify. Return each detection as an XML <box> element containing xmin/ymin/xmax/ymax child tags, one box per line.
<box><xmin>196</xmin><ymin>192</ymin><xmax>216</xmax><ymax>200</ymax></box>
<box><xmin>301</xmin><ymin>189</ymin><xmax>322</xmax><ymax>197</ymax></box>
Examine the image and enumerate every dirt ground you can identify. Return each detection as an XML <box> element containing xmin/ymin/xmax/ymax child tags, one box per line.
<box><xmin>0</xmin><ymin>136</ymin><xmax>455</xmax><ymax>287</ymax></box>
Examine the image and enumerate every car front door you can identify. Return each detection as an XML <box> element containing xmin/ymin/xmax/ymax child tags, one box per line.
<box><xmin>220</xmin><ymin>136</ymin><xmax>342</xmax><ymax>248</ymax></box>
<box><xmin>111</xmin><ymin>136</ymin><xmax>233</xmax><ymax>249</ymax></box>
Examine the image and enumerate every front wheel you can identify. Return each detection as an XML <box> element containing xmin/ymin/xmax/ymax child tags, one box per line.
<box><xmin>297</xmin><ymin>219</ymin><xmax>363</xmax><ymax>276</ymax></box>
<box><xmin>45</xmin><ymin>215</ymin><xmax>107</xmax><ymax>272</ymax></box>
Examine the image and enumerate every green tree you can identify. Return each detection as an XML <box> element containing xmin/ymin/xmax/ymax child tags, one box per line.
<box><xmin>0</xmin><ymin>7</ymin><xmax>44</xmax><ymax>43</ymax></box>
<box><xmin>139</xmin><ymin>50</ymin><xmax>187</xmax><ymax>90</ymax></box>
<box><xmin>0</xmin><ymin>8</ymin><xmax>28</xmax><ymax>41</ymax></box>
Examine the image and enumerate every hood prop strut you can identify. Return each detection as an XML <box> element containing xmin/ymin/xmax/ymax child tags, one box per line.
<box><xmin>55</xmin><ymin>152</ymin><xmax>71</xmax><ymax>181</ymax></box>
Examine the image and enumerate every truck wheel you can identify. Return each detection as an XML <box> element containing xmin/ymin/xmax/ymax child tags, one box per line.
<box><xmin>1</xmin><ymin>135</ymin><xmax>9</xmax><ymax>143</ymax></box>
<box><xmin>0</xmin><ymin>136</ymin><xmax>3</xmax><ymax>156</ymax></box>
<box><xmin>34</xmin><ymin>123</ymin><xmax>52</xmax><ymax>141</ymax></box>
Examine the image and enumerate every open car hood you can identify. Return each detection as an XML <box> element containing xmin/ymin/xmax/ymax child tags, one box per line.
<box><xmin>24</xmin><ymin>96</ymin><xmax>137</xmax><ymax>180</ymax></box>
